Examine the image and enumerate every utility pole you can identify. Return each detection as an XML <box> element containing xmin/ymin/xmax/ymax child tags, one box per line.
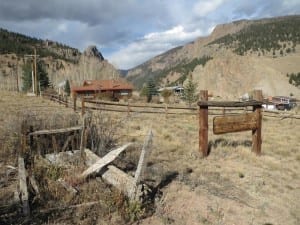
<box><xmin>16</xmin><ymin>62</ymin><xmax>19</xmax><ymax>92</ymax></box>
<box><xmin>34</xmin><ymin>48</ymin><xmax>37</xmax><ymax>95</ymax></box>
<box><xmin>25</xmin><ymin>47</ymin><xmax>39</xmax><ymax>95</ymax></box>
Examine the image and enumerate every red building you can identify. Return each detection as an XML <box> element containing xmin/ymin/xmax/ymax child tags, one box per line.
<box><xmin>71</xmin><ymin>79</ymin><xmax>133</xmax><ymax>100</ymax></box>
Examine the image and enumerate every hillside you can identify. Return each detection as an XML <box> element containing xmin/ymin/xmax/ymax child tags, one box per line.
<box><xmin>0</xmin><ymin>28</ymin><xmax>120</xmax><ymax>91</ymax></box>
<box><xmin>126</xmin><ymin>15</ymin><xmax>300</xmax><ymax>99</ymax></box>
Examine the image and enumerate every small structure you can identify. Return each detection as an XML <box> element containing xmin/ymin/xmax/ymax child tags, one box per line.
<box><xmin>71</xmin><ymin>79</ymin><xmax>134</xmax><ymax>100</ymax></box>
<box><xmin>158</xmin><ymin>86</ymin><xmax>184</xmax><ymax>96</ymax></box>
<box><xmin>271</xmin><ymin>96</ymin><xmax>297</xmax><ymax>110</ymax></box>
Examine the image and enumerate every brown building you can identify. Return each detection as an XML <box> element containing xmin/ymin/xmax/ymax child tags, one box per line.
<box><xmin>71</xmin><ymin>79</ymin><xmax>134</xmax><ymax>100</ymax></box>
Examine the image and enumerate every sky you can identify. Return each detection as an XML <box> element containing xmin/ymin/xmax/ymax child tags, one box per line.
<box><xmin>0</xmin><ymin>0</ymin><xmax>299</xmax><ymax>69</ymax></box>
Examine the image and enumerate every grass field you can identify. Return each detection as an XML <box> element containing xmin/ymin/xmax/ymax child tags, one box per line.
<box><xmin>0</xmin><ymin>91</ymin><xmax>299</xmax><ymax>225</ymax></box>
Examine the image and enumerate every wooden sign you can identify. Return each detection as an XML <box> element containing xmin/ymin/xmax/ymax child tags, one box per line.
<box><xmin>213</xmin><ymin>112</ymin><xmax>258</xmax><ymax>134</ymax></box>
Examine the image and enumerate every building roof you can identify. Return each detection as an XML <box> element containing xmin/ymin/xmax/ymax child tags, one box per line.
<box><xmin>72</xmin><ymin>79</ymin><xmax>134</xmax><ymax>93</ymax></box>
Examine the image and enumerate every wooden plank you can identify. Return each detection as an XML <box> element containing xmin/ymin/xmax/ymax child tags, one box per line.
<box><xmin>213</xmin><ymin>113</ymin><xmax>258</xmax><ymax>134</ymax></box>
<box><xmin>134</xmin><ymin>130</ymin><xmax>153</xmax><ymax>185</ymax></box>
<box><xmin>102</xmin><ymin>165</ymin><xmax>136</xmax><ymax>198</ymax></box>
<box><xmin>18</xmin><ymin>157</ymin><xmax>30</xmax><ymax>216</ymax></box>
<box><xmin>28</xmin><ymin>126</ymin><xmax>82</xmax><ymax>136</ymax></box>
<box><xmin>198</xmin><ymin>100</ymin><xmax>262</xmax><ymax>107</ymax></box>
<box><xmin>84</xmin><ymin>149</ymin><xmax>145</xmax><ymax>200</ymax></box>
<box><xmin>80</xmin><ymin>143</ymin><xmax>132</xmax><ymax>178</ymax></box>
<box><xmin>86</xmin><ymin>99</ymin><xmax>198</xmax><ymax>110</ymax></box>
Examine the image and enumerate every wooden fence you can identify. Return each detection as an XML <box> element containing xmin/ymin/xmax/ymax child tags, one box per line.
<box><xmin>42</xmin><ymin>93</ymin><xmax>300</xmax><ymax>121</ymax></box>
<box><xmin>43</xmin><ymin>93</ymin><xmax>258</xmax><ymax>116</ymax></box>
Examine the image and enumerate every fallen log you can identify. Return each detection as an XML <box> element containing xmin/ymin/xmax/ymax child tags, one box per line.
<box><xmin>80</xmin><ymin>143</ymin><xmax>132</xmax><ymax>179</ymax></box>
<box><xmin>84</xmin><ymin>149</ymin><xmax>151</xmax><ymax>201</ymax></box>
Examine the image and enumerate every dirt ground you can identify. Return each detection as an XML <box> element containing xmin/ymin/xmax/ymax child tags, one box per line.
<box><xmin>0</xmin><ymin>91</ymin><xmax>299</xmax><ymax>225</ymax></box>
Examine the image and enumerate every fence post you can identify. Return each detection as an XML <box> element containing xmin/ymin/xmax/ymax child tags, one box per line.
<box><xmin>73</xmin><ymin>94</ymin><xmax>77</xmax><ymax>112</ymax></box>
<box><xmin>65</xmin><ymin>96</ymin><xmax>68</xmax><ymax>108</ymax></box>
<box><xmin>21</xmin><ymin>121</ymin><xmax>28</xmax><ymax>156</ymax></box>
<box><xmin>199</xmin><ymin>90</ymin><xmax>208</xmax><ymax>157</ymax></box>
<box><xmin>252</xmin><ymin>90</ymin><xmax>262</xmax><ymax>155</ymax></box>
<box><xmin>81</xmin><ymin>97</ymin><xmax>85</xmax><ymax>116</ymax></box>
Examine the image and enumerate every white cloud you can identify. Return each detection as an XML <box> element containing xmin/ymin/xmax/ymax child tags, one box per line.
<box><xmin>57</xmin><ymin>23</ymin><xmax>68</xmax><ymax>32</ymax></box>
<box><xmin>193</xmin><ymin>0</ymin><xmax>226</xmax><ymax>17</ymax></box>
<box><xmin>108</xmin><ymin>25</ymin><xmax>203</xmax><ymax>69</ymax></box>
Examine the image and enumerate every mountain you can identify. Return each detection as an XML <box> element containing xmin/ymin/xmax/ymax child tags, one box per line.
<box><xmin>126</xmin><ymin>15</ymin><xmax>300</xmax><ymax>99</ymax></box>
<box><xmin>0</xmin><ymin>28</ymin><xmax>119</xmax><ymax>91</ymax></box>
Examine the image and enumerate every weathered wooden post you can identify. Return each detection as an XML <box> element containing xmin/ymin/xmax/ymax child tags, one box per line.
<box><xmin>252</xmin><ymin>90</ymin><xmax>263</xmax><ymax>155</ymax></box>
<box><xmin>134</xmin><ymin>129</ymin><xmax>153</xmax><ymax>185</ymax></box>
<box><xmin>18</xmin><ymin>157</ymin><xmax>30</xmax><ymax>216</ymax></box>
<box><xmin>80</xmin><ymin>113</ymin><xmax>91</xmax><ymax>161</ymax></box>
<box><xmin>21</xmin><ymin>121</ymin><xmax>27</xmax><ymax>156</ymax></box>
<box><xmin>81</xmin><ymin>97</ymin><xmax>85</xmax><ymax>116</ymax></box>
<box><xmin>73</xmin><ymin>93</ymin><xmax>77</xmax><ymax>112</ymax></box>
<box><xmin>65</xmin><ymin>96</ymin><xmax>68</xmax><ymax>108</ymax></box>
<box><xmin>199</xmin><ymin>90</ymin><xmax>208</xmax><ymax>157</ymax></box>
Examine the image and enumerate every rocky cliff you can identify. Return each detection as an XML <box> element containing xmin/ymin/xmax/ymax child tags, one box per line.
<box><xmin>0</xmin><ymin>28</ymin><xmax>119</xmax><ymax>91</ymax></box>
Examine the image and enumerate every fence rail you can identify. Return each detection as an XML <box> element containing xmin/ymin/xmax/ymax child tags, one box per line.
<box><xmin>42</xmin><ymin>93</ymin><xmax>299</xmax><ymax>119</ymax></box>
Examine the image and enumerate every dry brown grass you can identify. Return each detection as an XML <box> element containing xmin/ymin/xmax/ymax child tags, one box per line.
<box><xmin>0</xmin><ymin>91</ymin><xmax>299</xmax><ymax>225</ymax></box>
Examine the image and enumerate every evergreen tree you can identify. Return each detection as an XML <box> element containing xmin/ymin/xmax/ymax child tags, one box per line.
<box><xmin>146</xmin><ymin>78</ymin><xmax>157</xmax><ymax>103</ymax></box>
<box><xmin>65</xmin><ymin>79</ymin><xmax>71</xmax><ymax>96</ymax></box>
<box><xmin>183</xmin><ymin>76</ymin><xmax>197</xmax><ymax>107</ymax></box>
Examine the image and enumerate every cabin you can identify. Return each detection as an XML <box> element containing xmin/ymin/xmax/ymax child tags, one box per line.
<box><xmin>71</xmin><ymin>79</ymin><xmax>134</xmax><ymax>100</ymax></box>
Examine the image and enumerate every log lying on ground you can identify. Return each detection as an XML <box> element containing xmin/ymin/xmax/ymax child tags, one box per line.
<box><xmin>80</xmin><ymin>143</ymin><xmax>132</xmax><ymax>179</ymax></box>
<box><xmin>84</xmin><ymin>149</ymin><xmax>151</xmax><ymax>201</ymax></box>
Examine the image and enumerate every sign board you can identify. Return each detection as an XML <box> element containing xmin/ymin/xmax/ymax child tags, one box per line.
<box><xmin>213</xmin><ymin>113</ymin><xmax>258</xmax><ymax>134</ymax></box>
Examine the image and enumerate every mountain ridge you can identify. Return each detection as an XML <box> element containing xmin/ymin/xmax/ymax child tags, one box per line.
<box><xmin>126</xmin><ymin>15</ymin><xmax>300</xmax><ymax>99</ymax></box>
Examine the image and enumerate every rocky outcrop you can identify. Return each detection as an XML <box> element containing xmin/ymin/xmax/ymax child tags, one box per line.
<box><xmin>83</xmin><ymin>45</ymin><xmax>104</xmax><ymax>60</ymax></box>
<box><xmin>0</xmin><ymin>46</ymin><xmax>120</xmax><ymax>91</ymax></box>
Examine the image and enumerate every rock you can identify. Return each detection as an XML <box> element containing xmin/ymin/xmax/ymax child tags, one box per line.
<box><xmin>83</xmin><ymin>46</ymin><xmax>104</xmax><ymax>60</ymax></box>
